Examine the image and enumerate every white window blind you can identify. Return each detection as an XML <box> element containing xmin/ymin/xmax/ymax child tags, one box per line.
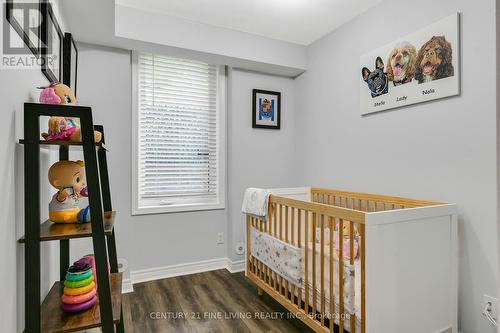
<box><xmin>135</xmin><ymin>53</ymin><xmax>224</xmax><ymax>213</ymax></box>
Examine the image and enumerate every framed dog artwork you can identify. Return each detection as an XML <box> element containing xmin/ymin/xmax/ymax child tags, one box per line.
<box><xmin>252</xmin><ymin>89</ymin><xmax>281</xmax><ymax>129</ymax></box>
<box><xmin>359</xmin><ymin>13</ymin><xmax>460</xmax><ymax>115</ymax></box>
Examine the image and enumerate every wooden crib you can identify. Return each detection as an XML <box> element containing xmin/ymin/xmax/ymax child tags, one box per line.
<box><xmin>245</xmin><ymin>187</ymin><xmax>458</xmax><ymax>333</ymax></box>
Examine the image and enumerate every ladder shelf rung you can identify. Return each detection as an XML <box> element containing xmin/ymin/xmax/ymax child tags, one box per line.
<box><xmin>19</xmin><ymin>211</ymin><xmax>116</xmax><ymax>243</ymax></box>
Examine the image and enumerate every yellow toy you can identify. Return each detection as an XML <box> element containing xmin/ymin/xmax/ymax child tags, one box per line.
<box><xmin>48</xmin><ymin>160</ymin><xmax>90</xmax><ymax>223</ymax></box>
<box><xmin>39</xmin><ymin>83</ymin><xmax>102</xmax><ymax>143</ymax></box>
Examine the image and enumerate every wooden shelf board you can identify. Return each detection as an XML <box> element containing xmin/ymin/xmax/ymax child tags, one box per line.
<box><xmin>18</xmin><ymin>139</ymin><xmax>107</xmax><ymax>150</ymax></box>
<box><xmin>19</xmin><ymin>211</ymin><xmax>116</xmax><ymax>243</ymax></box>
<box><xmin>41</xmin><ymin>272</ymin><xmax>123</xmax><ymax>333</ymax></box>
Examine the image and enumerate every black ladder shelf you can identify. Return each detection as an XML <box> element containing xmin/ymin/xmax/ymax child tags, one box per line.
<box><xmin>20</xmin><ymin>103</ymin><xmax>124</xmax><ymax>333</ymax></box>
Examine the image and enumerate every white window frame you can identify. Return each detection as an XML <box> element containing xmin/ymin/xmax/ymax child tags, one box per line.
<box><xmin>131</xmin><ymin>51</ymin><xmax>226</xmax><ymax>215</ymax></box>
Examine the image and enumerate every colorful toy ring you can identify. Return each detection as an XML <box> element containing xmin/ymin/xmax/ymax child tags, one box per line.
<box><xmin>64</xmin><ymin>275</ymin><xmax>94</xmax><ymax>288</ymax></box>
<box><xmin>65</xmin><ymin>269</ymin><xmax>92</xmax><ymax>282</ymax></box>
<box><xmin>61</xmin><ymin>288</ymin><xmax>97</xmax><ymax>305</ymax></box>
<box><xmin>60</xmin><ymin>296</ymin><xmax>97</xmax><ymax>313</ymax></box>
<box><xmin>63</xmin><ymin>281</ymin><xmax>95</xmax><ymax>296</ymax></box>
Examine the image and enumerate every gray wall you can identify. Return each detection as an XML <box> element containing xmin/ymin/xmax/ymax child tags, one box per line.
<box><xmin>0</xmin><ymin>2</ymin><xmax>68</xmax><ymax>331</ymax></box>
<box><xmin>294</xmin><ymin>1</ymin><xmax>497</xmax><ymax>332</ymax></box>
<box><xmin>76</xmin><ymin>44</ymin><xmax>228</xmax><ymax>275</ymax></box>
<box><xmin>227</xmin><ymin>69</ymin><xmax>297</xmax><ymax>261</ymax></box>
<box><xmin>75</xmin><ymin>46</ymin><xmax>298</xmax><ymax>274</ymax></box>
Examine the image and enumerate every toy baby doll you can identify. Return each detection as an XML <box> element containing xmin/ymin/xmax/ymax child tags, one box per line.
<box><xmin>48</xmin><ymin>160</ymin><xmax>91</xmax><ymax>223</ymax></box>
<box><xmin>39</xmin><ymin>83</ymin><xmax>102</xmax><ymax>143</ymax></box>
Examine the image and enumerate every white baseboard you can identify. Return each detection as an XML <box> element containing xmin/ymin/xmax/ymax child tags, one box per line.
<box><xmin>226</xmin><ymin>258</ymin><xmax>245</xmax><ymax>273</ymax></box>
<box><xmin>122</xmin><ymin>278</ymin><xmax>134</xmax><ymax>294</ymax></box>
<box><xmin>130</xmin><ymin>257</ymin><xmax>230</xmax><ymax>285</ymax></box>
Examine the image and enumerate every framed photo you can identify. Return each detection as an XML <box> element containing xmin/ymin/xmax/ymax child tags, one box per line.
<box><xmin>5</xmin><ymin>0</ymin><xmax>42</xmax><ymax>57</ymax></box>
<box><xmin>359</xmin><ymin>13</ymin><xmax>460</xmax><ymax>115</ymax></box>
<box><xmin>252</xmin><ymin>89</ymin><xmax>281</xmax><ymax>129</ymax></box>
<box><xmin>63</xmin><ymin>32</ymin><xmax>78</xmax><ymax>96</ymax></box>
<box><xmin>41</xmin><ymin>2</ymin><xmax>62</xmax><ymax>83</ymax></box>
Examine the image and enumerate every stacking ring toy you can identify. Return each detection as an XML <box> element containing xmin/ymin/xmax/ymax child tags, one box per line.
<box><xmin>60</xmin><ymin>296</ymin><xmax>97</xmax><ymax>313</ymax></box>
<box><xmin>61</xmin><ymin>288</ymin><xmax>97</xmax><ymax>304</ymax></box>
<box><xmin>65</xmin><ymin>269</ymin><xmax>92</xmax><ymax>282</ymax></box>
<box><xmin>63</xmin><ymin>281</ymin><xmax>95</xmax><ymax>296</ymax></box>
<box><xmin>64</xmin><ymin>275</ymin><xmax>94</xmax><ymax>288</ymax></box>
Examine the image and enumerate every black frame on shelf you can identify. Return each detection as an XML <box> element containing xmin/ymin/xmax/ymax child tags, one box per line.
<box><xmin>23</xmin><ymin>103</ymin><xmax>124</xmax><ymax>333</ymax></box>
<box><xmin>63</xmin><ymin>32</ymin><xmax>78</xmax><ymax>96</ymax></box>
<box><xmin>40</xmin><ymin>1</ymin><xmax>62</xmax><ymax>83</ymax></box>
<box><xmin>252</xmin><ymin>89</ymin><xmax>281</xmax><ymax>129</ymax></box>
<box><xmin>5</xmin><ymin>0</ymin><xmax>42</xmax><ymax>57</ymax></box>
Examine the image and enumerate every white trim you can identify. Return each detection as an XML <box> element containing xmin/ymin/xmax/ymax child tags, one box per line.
<box><xmin>226</xmin><ymin>258</ymin><xmax>245</xmax><ymax>273</ymax></box>
<box><xmin>365</xmin><ymin>203</ymin><xmax>458</xmax><ymax>225</ymax></box>
<box><xmin>131</xmin><ymin>51</ymin><xmax>140</xmax><ymax>215</ymax></box>
<box><xmin>431</xmin><ymin>327</ymin><xmax>453</xmax><ymax>333</ymax></box>
<box><xmin>129</xmin><ymin>257</ymin><xmax>245</xmax><ymax>285</ymax></box>
<box><xmin>132</xmin><ymin>202</ymin><xmax>225</xmax><ymax>215</ymax></box>
<box><xmin>269</xmin><ymin>186</ymin><xmax>311</xmax><ymax>196</ymax></box>
<box><xmin>122</xmin><ymin>278</ymin><xmax>134</xmax><ymax>294</ymax></box>
<box><xmin>131</xmin><ymin>52</ymin><xmax>227</xmax><ymax>215</ymax></box>
<box><xmin>130</xmin><ymin>258</ymin><xmax>228</xmax><ymax>284</ymax></box>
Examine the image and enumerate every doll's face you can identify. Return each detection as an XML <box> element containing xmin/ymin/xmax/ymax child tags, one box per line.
<box><xmin>48</xmin><ymin>161</ymin><xmax>86</xmax><ymax>196</ymax></box>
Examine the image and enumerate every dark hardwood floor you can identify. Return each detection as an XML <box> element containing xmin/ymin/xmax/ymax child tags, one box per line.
<box><xmin>122</xmin><ymin>269</ymin><xmax>315</xmax><ymax>333</ymax></box>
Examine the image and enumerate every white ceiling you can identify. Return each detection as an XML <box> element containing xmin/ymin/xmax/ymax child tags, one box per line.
<box><xmin>116</xmin><ymin>0</ymin><xmax>381</xmax><ymax>45</ymax></box>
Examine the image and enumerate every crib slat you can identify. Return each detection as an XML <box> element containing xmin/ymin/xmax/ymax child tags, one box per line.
<box><xmin>320</xmin><ymin>214</ymin><xmax>325</xmax><ymax>326</ymax></box>
<box><xmin>329</xmin><ymin>216</ymin><xmax>334</xmax><ymax>333</ymax></box>
<box><xmin>339</xmin><ymin>218</ymin><xmax>345</xmax><ymax>333</ymax></box>
<box><xmin>279</xmin><ymin>204</ymin><xmax>283</xmax><ymax>240</ymax></box>
<box><xmin>260</xmin><ymin>219</ymin><xmax>265</xmax><ymax>281</ymax></box>
<box><xmin>297</xmin><ymin>209</ymin><xmax>302</xmax><ymax>309</ymax></box>
<box><xmin>274</xmin><ymin>203</ymin><xmax>278</xmax><ymax>290</ymax></box>
<box><xmin>246</xmin><ymin>215</ymin><xmax>250</xmax><ymax>273</ymax></box>
<box><xmin>285</xmin><ymin>205</ymin><xmax>289</xmax><ymax>300</ymax></box>
<box><xmin>267</xmin><ymin>204</ymin><xmax>272</xmax><ymax>286</ymax></box>
<box><xmin>360</xmin><ymin>223</ymin><xmax>366</xmax><ymax>333</ymax></box>
<box><xmin>279</xmin><ymin>204</ymin><xmax>284</xmax><ymax>295</ymax></box>
<box><xmin>350</xmin><ymin>220</ymin><xmax>356</xmax><ymax>333</ymax></box>
<box><xmin>312</xmin><ymin>212</ymin><xmax>317</xmax><ymax>317</ymax></box>
<box><xmin>291</xmin><ymin>207</ymin><xmax>295</xmax><ymax>245</ymax></box>
<box><xmin>304</xmin><ymin>211</ymin><xmax>309</xmax><ymax>313</ymax></box>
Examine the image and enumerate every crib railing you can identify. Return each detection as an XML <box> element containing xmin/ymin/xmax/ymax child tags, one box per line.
<box><xmin>311</xmin><ymin>187</ymin><xmax>442</xmax><ymax>211</ymax></box>
<box><xmin>246</xmin><ymin>194</ymin><xmax>366</xmax><ymax>333</ymax></box>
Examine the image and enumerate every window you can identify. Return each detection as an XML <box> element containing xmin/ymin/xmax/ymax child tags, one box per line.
<box><xmin>132</xmin><ymin>52</ymin><xmax>226</xmax><ymax>214</ymax></box>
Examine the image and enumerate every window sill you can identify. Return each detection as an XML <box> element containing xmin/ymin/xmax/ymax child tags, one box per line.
<box><xmin>132</xmin><ymin>202</ymin><xmax>225</xmax><ymax>215</ymax></box>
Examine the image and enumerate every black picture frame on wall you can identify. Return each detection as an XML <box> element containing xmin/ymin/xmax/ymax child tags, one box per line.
<box><xmin>41</xmin><ymin>1</ymin><xmax>62</xmax><ymax>83</ymax></box>
<box><xmin>252</xmin><ymin>89</ymin><xmax>281</xmax><ymax>129</ymax></box>
<box><xmin>63</xmin><ymin>32</ymin><xmax>78</xmax><ymax>96</ymax></box>
<box><xmin>5</xmin><ymin>0</ymin><xmax>42</xmax><ymax>57</ymax></box>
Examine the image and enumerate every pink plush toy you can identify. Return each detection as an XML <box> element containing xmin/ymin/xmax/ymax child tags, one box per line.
<box><xmin>39</xmin><ymin>85</ymin><xmax>64</xmax><ymax>104</ymax></box>
<box><xmin>38</xmin><ymin>83</ymin><xmax>102</xmax><ymax>142</ymax></box>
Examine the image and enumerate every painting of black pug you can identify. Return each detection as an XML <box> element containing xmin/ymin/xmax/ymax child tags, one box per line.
<box><xmin>362</xmin><ymin>57</ymin><xmax>389</xmax><ymax>98</ymax></box>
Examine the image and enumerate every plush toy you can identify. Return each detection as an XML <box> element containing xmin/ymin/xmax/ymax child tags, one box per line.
<box><xmin>48</xmin><ymin>160</ymin><xmax>91</xmax><ymax>223</ymax></box>
<box><xmin>39</xmin><ymin>83</ymin><xmax>102</xmax><ymax>143</ymax></box>
<box><xmin>335</xmin><ymin>221</ymin><xmax>360</xmax><ymax>260</ymax></box>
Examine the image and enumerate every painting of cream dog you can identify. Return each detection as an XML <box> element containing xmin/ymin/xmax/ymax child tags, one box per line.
<box><xmin>386</xmin><ymin>41</ymin><xmax>417</xmax><ymax>86</ymax></box>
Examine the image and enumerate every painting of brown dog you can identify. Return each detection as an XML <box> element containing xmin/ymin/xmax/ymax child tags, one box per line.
<box><xmin>415</xmin><ymin>36</ymin><xmax>454</xmax><ymax>83</ymax></box>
